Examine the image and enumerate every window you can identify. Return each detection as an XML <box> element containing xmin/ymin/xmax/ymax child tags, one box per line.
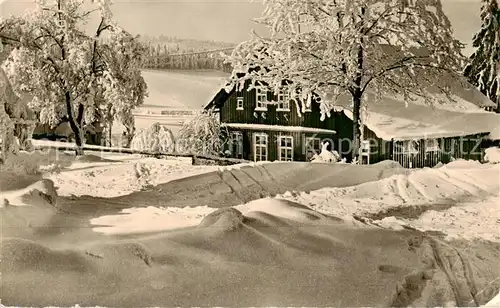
<box><xmin>253</xmin><ymin>133</ymin><xmax>268</xmax><ymax>162</ymax></box>
<box><xmin>277</xmin><ymin>90</ymin><xmax>290</xmax><ymax>111</ymax></box>
<box><xmin>404</xmin><ymin>140</ymin><xmax>419</xmax><ymax>154</ymax></box>
<box><xmin>230</xmin><ymin>131</ymin><xmax>244</xmax><ymax>159</ymax></box>
<box><xmin>255</xmin><ymin>88</ymin><xmax>268</xmax><ymax>111</ymax></box>
<box><xmin>278</xmin><ymin>135</ymin><xmax>293</xmax><ymax>161</ymax></box>
<box><xmin>360</xmin><ymin>140</ymin><xmax>371</xmax><ymax>165</ymax></box>
<box><xmin>304</xmin><ymin>93</ymin><xmax>313</xmax><ymax>112</ymax></box>
<box><xmin>236</xmin><ymin>97</ymin><xmax>244</xmax><ymax>110</ymax></box>
<box><xmin>425</xmin><ymin>139</ymin><xmax>440</xmax><ymax>152</ymax></box>
<box><xmin>305</xmin><ymin>137</ymin><xmax>321</xmax><ymax>159</ymax></box>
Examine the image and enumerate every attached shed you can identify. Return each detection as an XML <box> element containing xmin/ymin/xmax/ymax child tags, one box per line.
<box><xmin>332</xmin><ymin>92</ymin><xmax>500</xmax><ymax>168</ymax></box>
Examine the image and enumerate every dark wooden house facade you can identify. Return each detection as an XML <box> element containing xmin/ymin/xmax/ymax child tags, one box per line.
<box><xmin>205</xmin><ymin>80</ymin><xmax>499</xmax><ymax>168</ymax></box>
<box><xmin>205</xmin><ymin>81</ymin><xmax>354</xmax><ymax>162</ymax></box>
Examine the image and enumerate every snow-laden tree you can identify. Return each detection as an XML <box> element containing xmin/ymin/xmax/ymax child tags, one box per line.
<box><xmin>464</xmin><ymin>0</ymin><xmax>499</xmax><ymax>110</ymax></box>
<box><xmin>0</xmin><ymin>0</ymin><xmax>146</xmax><ymax>155</ymax></box>
<box><xmin>0</xmin><ymin>67</ymin><xmax>36</xmax><ymax>164</ymax></box>
<box><xmin>0</xmin><ymin>68</ymin><xmax>16</xmax><ymax>163</ymax></box>
<box><xmin>130</xmin><ymin>122</ymin><xmax>175</xmax><ymax>153</ymax></box>
<box><xmin>225</xmin><ymin>0</ymin><xmax>465</xmax><ymax>160</ymax></box>
<box><xmin>97</xmin><ymin>29</ymin><xmax>148</xmax><ymax>147</ymax></box>
<box><xmin>177</xmin><ymin>110</ymin><xmax>228</xmax><ymax>156</ymax></box>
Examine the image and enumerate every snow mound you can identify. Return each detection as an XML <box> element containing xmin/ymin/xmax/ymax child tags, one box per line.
<box><xmin>484</xmin><ymin>147</ymin><xmax>500</xmax><ymax>164</ymax></box>
<box><xmin>444</xmin><ymin>158</ymin><xmax>483</xmax><ymax>169</ymax></box>
<box><xmin>283</xmin><ymin>161</ymin><xmax>499</xmax><ymax>216</ymax></box>
<box><xmin>1</xmin><ymin>238</ymin><xmax>90</xmax><ymax>272</ymax></box>
<box><xmin>235</xmin><ymin>198</ymin><xmax>327</xmax><ymax>223</ymax></box>
<box><xmin>280</xmin><ymin>160</ymin><xmax>500</xmax><ymax>242</ymax></box>
<box><xmin>198</xmin><ymin>208</ymin><xmax>245</xmax><ymax>231</ymax></box>
<box><xmin>372</xmin><ymin>160</ymin><xmax>404</xmax><ymax>169</ymax></box>
<box><xmin>1</xmin><ymin>179</ymin><xmax>57</xmax><ymax>207</ymax></box>
<box><xmin>310</xmin><ymin>142</ymin><xmax>340</xmax><ymax>163</ymax></box>
<box><xmin>91</xmin><ymin>205</ymin><xmax>217</xmax><ymax>235</ymax></box>
<box><xmin>130</xmin><ymin>122</ymin><xmax>175</xmax><ymax>153</ymax></box>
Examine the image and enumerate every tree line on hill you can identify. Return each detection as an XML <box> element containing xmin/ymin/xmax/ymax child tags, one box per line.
<box><xmin>141</xmin><ymin>45</ymin><xmax>233</xmax><ymax>72</ymax></box>
<box><xmin>139</xmin><ymin>37</ymin><xmax>234</xmax><ymax>72</ymax></box>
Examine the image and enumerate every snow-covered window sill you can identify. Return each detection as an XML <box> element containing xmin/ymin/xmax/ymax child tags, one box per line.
<box><xmin>276</xmin><ymin>109</ymin><xmax>290</xmax><ymax>112</ymax></box>
<box><xmin>254</xmin><ymin>107</ymin><xmax>268</xmax><ymax>112</ymax></box>
<box><xmin>236</xmin><ymin>107</ymin><xmax>244</xmax><ymax>111</ymax></box>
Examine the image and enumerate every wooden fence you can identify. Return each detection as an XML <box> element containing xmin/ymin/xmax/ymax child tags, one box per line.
<box><xmin>32</xmin><ymin>143</ymin><xmax>250</xmax><ymax>166</ymax></box>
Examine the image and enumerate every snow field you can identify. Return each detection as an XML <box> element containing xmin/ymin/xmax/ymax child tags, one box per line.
<box><xmin>88</xmin><ymin>158</ymin><xmax>499</xmax><ymax>244</ymax></box>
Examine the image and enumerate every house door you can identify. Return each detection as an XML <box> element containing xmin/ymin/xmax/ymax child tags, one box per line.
<box><xmin>253</xmin><ymin>132</ymin><xmax>268</xmax><ymax>162</ymax></box>
<box><xmin>231</xmin><ymin>131</ymin><xmax>243</xmax><ymax>159</ymax></box>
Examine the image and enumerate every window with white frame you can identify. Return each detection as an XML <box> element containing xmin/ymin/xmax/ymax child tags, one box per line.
<box><xmin>305</xmin><ymin>137</ymin><xmax>321</xmax><ymax>159</ymax></box>
<box><xmin>236</xmin><ymin>97</ymin><xmax>244</xmax><ymax>110</ymax></box>
<box><xmin>360</xmin><ymin>140</ymin><xmax>371</xmax><ymax>154</ymax></box>
<box><xmin>277</xmin><ymin>90</ymin><xmax>290</xmax><ymax>111</ymax></box>
<box><xmin>360</xmin><ymin>140</ymin><xmax>371</xmax><ymax>165</ymax></box>
<box><xmin>255</xmin><ymin>88</ymin><xmax>268</xmax><ymax>111</ymax></box>
<box><xmin>231</xmin><ymin>131</ymin><xmax>243</xmax><ymax>158</ymax></box>
<box><xmin>253</xmin><ymin>133</ymin><xmax>268</xmax><ymax>162</ymax></box>
<box><xmin>278</xmin><ymin>135</ymin><xmax>293</xmax><ymax>161</ymax></box>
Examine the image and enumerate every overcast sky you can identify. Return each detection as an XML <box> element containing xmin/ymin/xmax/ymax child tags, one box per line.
<box><xmin>1</xmin><ymin>0</ymin><xmax>482</xmax><ymax>55</ymax></box>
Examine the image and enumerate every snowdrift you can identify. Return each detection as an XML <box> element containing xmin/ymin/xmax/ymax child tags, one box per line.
<box><xmin>484</xmin><ymin>147</ymin><xmax>500</xmax><ymax>164</ymax></box>
<box><xmin>283</xmin><ymin>159</ymin><xmax>499</xmax><ymax>218</ymax></box>
<box><xmin>2</xmin><ymin>197</ymin><xmax>499</xmax><ymax>307</ymax></box>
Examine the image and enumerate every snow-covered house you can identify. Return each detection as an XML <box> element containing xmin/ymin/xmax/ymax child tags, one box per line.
<box><xmin>204</xmin><ymin>76</ymin><xmax>499</xmax><ymax>168</ymax></box>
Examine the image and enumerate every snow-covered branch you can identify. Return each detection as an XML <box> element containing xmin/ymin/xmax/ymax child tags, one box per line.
<box><xmin>224</xmin><ymin>0</ymin><xmax>465</xmax><ymax>160</ymax></box>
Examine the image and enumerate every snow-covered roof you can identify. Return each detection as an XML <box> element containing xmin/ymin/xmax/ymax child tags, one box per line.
<box><xmin>221</xmin><ymin>123</ymin><xmax>336</xmax><ymax>134</ymax></box>
<box><xmin>331</xmin><ymin>92</ymin><xmax>500</xmax><ymax>141</ymax></box>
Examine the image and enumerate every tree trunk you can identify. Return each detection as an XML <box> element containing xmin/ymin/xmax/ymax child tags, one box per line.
<box><xmin>108</xmin><ymin>120</ymin><xmax>112</xmax><ymax>147</ymax></box>
<box><xmin>124</xmin><ymin>126</ymin><xmax>135</xmax><ymax>148</ymax></box>
<box><xmin>352</xmin><ymin>93</ymin><xmax>362</xmax><ymax>162</ymax></box>
<box><xmin>351</xmin><ymin>6</ymin><xmax>366</xmax><ymax>163</ymax></box>
<box><xmin>103</xmin><ymin>118</ymin><xmax>113</xmax><ymax>147</ymax></box>
<box><xmin>64</xmin><ymin>91</ymin><xmax>84</xmax><ymax>155</ymax></box>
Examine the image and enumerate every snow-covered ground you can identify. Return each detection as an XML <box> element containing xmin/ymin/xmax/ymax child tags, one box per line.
<box><xmin>87</xmin><ymin>158</ymin><xmax>499</xmax><ymax>244</ymax></box>
<box><xmin>47</xmin><ymin>156</ymin><xmax>219</xmax><ymax>198</ymax></box>
<box><xmin>1</xmin><ymin>149</ymin><xmax>499</xmax><ymax>306</ymax></box>
<box><xmin>0</xmin><ymin>149</ymin><xmax>220</xmax><ymax>202</ymax></box>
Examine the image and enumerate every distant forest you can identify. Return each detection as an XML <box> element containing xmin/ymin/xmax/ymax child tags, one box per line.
<box><xmin>0</xmin><ymin>36</ymin><xmax>236</xmax><ymax>72</ymax></box>
<box><xmin>139</xmin><ymin>35</ymin><xmax>235</xmax><ymax>72</ymax></box>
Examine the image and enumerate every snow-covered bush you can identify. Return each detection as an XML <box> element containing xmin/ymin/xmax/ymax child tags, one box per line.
<box><xmin>0</xmin><ymin>68</ymin><xmax>18</xmax><ymax>163</ymax></box>
<box><xmin>310</xmin><ymin>142</ymin><xmax>340</xmax><ymax>164</ymax></box>
<box><xmin>176</xmin><ymin>110</ymin><xmax>227</xmax><ymax>156</ymax></box>
<box><xmin>484</xmin><ymin>147</ymin><xmax>500</xmax><ymax>164</ymax></box>
<box><xmin>130</xmin><ymin>122</ymin><xmax>175</xmax><ymax>153</ymax></box>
